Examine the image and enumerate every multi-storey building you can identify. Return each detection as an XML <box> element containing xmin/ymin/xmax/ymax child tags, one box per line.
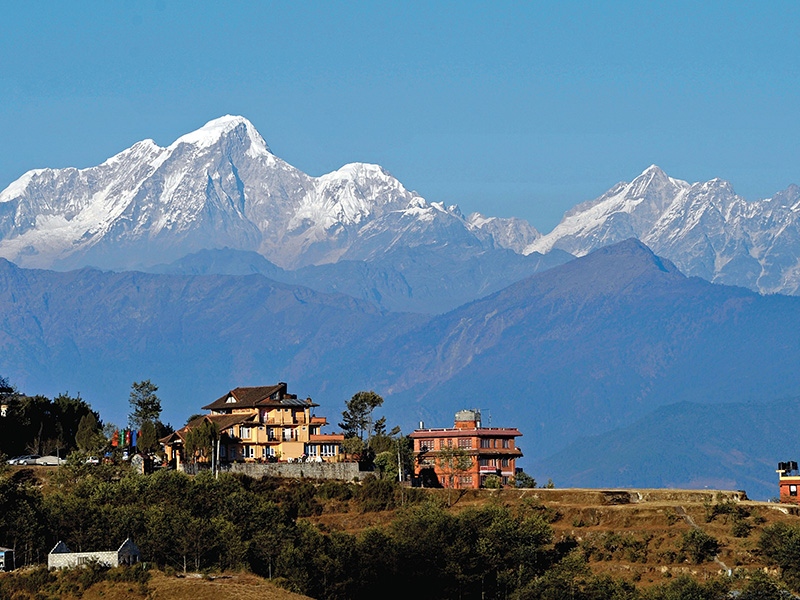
<box><xmin>777</xmin><ymin>461</ymin><xmax>800</xmax><ymax>504</ymax></box>
<box><xmin>162</xmin><ymin>383</ymin><xmax>344</xmax><ymax>465</ymax></box>
<box><xmin>409</xmin><ymin>409</ymin><xmax>522</xmax><ymax>489</ymax></box>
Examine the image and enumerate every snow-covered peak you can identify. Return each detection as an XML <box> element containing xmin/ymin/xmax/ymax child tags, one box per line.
<box><xmin>0</xmin><ymin>114</ymin><xmax>564</xmax><ymax>271</ymax></box>
<box><xmin>169</xmin><ymin>115</ymin><xmax>271</xmax><ymax>157</ymax></box>
<box><xmin>0</xmin><ymin>169</ymin><xmax>46</xmax><ymax>203</ymax></box>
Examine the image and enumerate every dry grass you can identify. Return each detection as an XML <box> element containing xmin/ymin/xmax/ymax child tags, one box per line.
<box><xmin>78</xmin><ymin>571</ymin><xmax>313</xmax><ymax>600</ymax></box>
<box><xmin>307</xmin><ymin>486</ymin><xmax>800</xmax><ymax>588</ymax></box>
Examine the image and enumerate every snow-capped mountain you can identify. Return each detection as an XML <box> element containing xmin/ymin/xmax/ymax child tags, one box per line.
<box><xmin>0</xmin><ymin>116</ymin><xmax>540</xmax><ymax>270</ymax></box>
<box><xmin>526</xmin><ymin>165</ymin><xmax>800</xmax><ymax>295</ymax></box>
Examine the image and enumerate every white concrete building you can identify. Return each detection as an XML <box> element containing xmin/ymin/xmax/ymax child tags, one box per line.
<box><xmin>48</xmin><ymin>539</ymin><xmax>140</xmax><ymax>569</ymax></box>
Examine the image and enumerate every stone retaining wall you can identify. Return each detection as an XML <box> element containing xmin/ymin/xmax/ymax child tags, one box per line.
<box><xmin>182</xmin><ymin>461</ymin><xmax>368</xmax><ymax>481</ymax></box>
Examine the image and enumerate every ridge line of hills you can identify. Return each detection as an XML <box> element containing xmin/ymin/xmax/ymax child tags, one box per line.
<box><xmin>2</xmin><ymin>238</ymin><xmax>799</xmax><ymax>499</ymax></box>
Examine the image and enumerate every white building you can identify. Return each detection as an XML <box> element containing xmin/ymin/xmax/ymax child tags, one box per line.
<box><xmin>48</xmin><ymin>539</ymin><xmax>140</xmax><ymax>569</ymax></box>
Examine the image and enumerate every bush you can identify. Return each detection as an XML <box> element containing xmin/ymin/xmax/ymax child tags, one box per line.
<box><xmin>680</xmin><ymin>529</ymin><xmax>720</xmax><ymax>564</ymax></box>
<box><xmin>514</xmin><ymin>471</ymin><xmax>537</xmax><ymax>488</ymax></box>
<box><xmin>731</xmin><ymin>518</ymin><xmax>752</xmax><ymax>538</ymax></box>
<box><xmin>759</xmin><ymin>522</ymin><xmax>800</xmax><ymax>590</ymax></box>
<box><xmin>357</xmin><ymin>475</ymin><xmax>397</xmax><ymax>512</ymax></box>
<box><xmin>483</xmin><ymin>474</ymin><xmax>501</xmax><ymax>489</ymax></box>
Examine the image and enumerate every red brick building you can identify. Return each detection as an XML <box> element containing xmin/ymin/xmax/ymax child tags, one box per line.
<box><xmin>409</xmin><ymin>409</ymin><xmax>522</xmax><ymax>489</ymax></box>
<box><xmin>777</xmin><ymin>461</ymin><xmax>800</xmax><ymax>504</ymax></box>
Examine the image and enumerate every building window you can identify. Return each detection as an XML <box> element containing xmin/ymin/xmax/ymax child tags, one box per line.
<box><xmin>240</xmin><ymin>427</ymin><xmax>251</xmax><ymax>439</ymax></box>
<box><xmin>479</xmin><ymin>458</ymin><xmax>490</xmax><ymax>467</ymax></box>
<box><xmin>246</xmin><ymin>446</ymin><xmax>255</xmax><ymax>458</ymax></box>
<box><xmin>791</xmin><ymin>485</ymin><xmax>798</xmax><ymax>497</ymax></box>
<box><xmin>503</xmin><ymin>439</ymin><xmax>510</xmax><ymax>448</ymax></box>
<box><xmin>501</xmin><ymin>458</ymin><xmax>509</xmax><ymax>467</ymax></box>
<box><xmin>502</xmin><ymin>476</ymin><xmax>509</xmax><ymax>485</ymax></box>
<box><xmin>459</xmin><ymin>476</ymin><xmax>473</xmax><ymax>485</ymax></box>
<box><xmin>321</xmin><ymin>444</ymin><xmax>337</xmax><ymax>457</ymax></box>
<box><xmin>458</xmin><ymin>438</ymin><xmax>472</xmax><ymax>449</ymax></box>
<box><xmin>447</xmin><ymin>438</ymin><xmax>453</xmax><ymax>447</ymax></box>
<box><xmin>481</xmin><ymin>439</ymin><xmax>491</xmax><ymax>448</ymax></box>
<box><xmin>283</xmin><ymin>429</ymin><xmax>293</xmax><ymax>441</ymax></box>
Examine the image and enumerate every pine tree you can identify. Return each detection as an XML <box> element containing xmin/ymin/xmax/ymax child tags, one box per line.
<box><xmin>128</xmin><ymin>380</ymin><xmax>162</xmax><ymax>429</ymax></box>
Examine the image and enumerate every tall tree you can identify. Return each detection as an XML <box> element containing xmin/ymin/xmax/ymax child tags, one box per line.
<box><xmin>128</xmin><ymin>380</ymin><xmax>162</xmax><ymax>429</ymax></box>
<box><xmin>184</xmin><ymin>420</ymin><xmax>219</xmax><ymax>463</ymax></box>
<box><xmin>75</xmin><ymin>412</ymin><xmax>105</xmax><ymax>453</ymax></box>
<box><xmin>53</xmin><ymin>392</ymin><xmax>98</xmax><ymax>452</ymax></box>
<box><xmin>138</xmin><ymin>419</ymin><xmax>160</xmax><ymax>453</ymax></box>
<box><xmin>339</xmin><ymin>390</ymin><xmax>384</xmax><ymax>441</ymax></box>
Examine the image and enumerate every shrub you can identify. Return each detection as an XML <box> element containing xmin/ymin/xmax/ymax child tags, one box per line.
<box><xmin>483</xmin><ymin>474</ymin><xmax>501</xmax><ymax>489</ymax></box>
<box><xmin>680</xmin><ymin>529</ymin><xmax>720</xmax><ymax>564</ymax></box>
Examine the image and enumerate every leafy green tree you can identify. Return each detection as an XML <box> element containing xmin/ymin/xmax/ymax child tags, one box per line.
<box><xmin>738</xmin><ymin>574</ymin><xmax>786</xmax><ymax>600</ymax></box>
<box><xmin>643</xmin><ymin>574</ymin><xmax>730</xmax><ymax>600</ymax></box>
<box><xmin>339</xmin><ymin>390</ymin><xmax>383</xmax><ymax>441</ymax></box>
<box><xmin>484</xmin><ymin>474</ymin><xmax>502</xmax><ymax>489</ymax></box>
<box><xmin>138</xmin><ymin>419</ymin><xmax>159</xmax><ymax>453</ymax></box>
<box><xmin>759</xmin><ymin>522</ymin><xmax>800</xmax><ymax>590</ymax></box>
<box><xmin>0</xmin><ymin>469</ymin><xmax>48</xmax><ymax>566</ymax></box>
<box><xmin>52</xmin><ymin>392</ymin><xmax>98</xmax><ymax>453</ymax></box>
<box><xmin>374</xmin><ymin>451</ymin><xmax>398</xmax><ymax>481</ymax></box>
<box><xmin>680</xmin><ymin>528</ymin><xmax>720</xmax><ymax>564</ymax></box>
<box><xmin>515</xmin><ymin>470</ymin><xmax>537</xmax><ymax>488</ymax></box>
<box><xmin>128</xmin><ymin>380</ymin><xmax>162</xmax><ymax>429</ymax></box>
<box><xmin>184</xmin><ymin>419</ymin><xmax>219</xmax><ymax>463</ymax></box>
<box><xmin>75</xmin><ymin>412</ymin><xmax>105</xmax><ymax>453</ymax></box>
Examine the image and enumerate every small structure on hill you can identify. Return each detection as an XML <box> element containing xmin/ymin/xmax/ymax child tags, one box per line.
<box><xmin>48</xmin><ymin>539</ymin><xmax>140</xmax><ymax>569</ymax></box>
<box><xmin>777</xmin><ymin>461</ymin><xmax>800</xmax><ymax>503</ymax></box>
<box><xmin>410</xmin><ymin>409</ymin><xmax>522</xmax><ymax>489</ymax></box>
<box><xmin>0</xmin><ymin>546</ymin><xmax>14</xmax><ymax>571</ymax></box>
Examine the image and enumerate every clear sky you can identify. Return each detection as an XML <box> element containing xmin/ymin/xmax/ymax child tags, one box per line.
<box><xmin>1</xmin><ymin>1</ymin><xmax>798</xmax><ymax>231</ymax></box>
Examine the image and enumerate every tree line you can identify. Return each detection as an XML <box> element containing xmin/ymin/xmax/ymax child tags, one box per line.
<box><xmin>2</xmin><ymin>462</ymin><xmax>799</xmax><ymax>600</ymax></box>
<box><xmin>0</xmin><ymin>376</ymin><xmax>172</xmax><ymax>460</ymax></box>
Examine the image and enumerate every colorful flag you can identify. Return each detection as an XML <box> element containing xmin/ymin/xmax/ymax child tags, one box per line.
<box><xmin>111</xmin><ymin>430</ymin><xmax>119</xmax><ymax>447</ymax></box>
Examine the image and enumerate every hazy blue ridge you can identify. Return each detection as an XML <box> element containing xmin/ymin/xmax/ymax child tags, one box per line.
<box><xmin>147</xmin><ymin>245</ymin><xmax>574</xmax><ymax>314</ymax></box>
<box><xmin>530</xmin><ymin>398</ymin><xmax>800</xmax><ymax>500</ymax></box>
<box><xmin>2</xmin><ymin>239</ymin><xmax>800</xmax><ymax>496</ymax></box>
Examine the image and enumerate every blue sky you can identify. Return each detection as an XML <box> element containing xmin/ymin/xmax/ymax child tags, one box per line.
<box><xmin>1</xmin><ymin>2</ymin><xmax>798</xmax><ymax>231</ymax></box>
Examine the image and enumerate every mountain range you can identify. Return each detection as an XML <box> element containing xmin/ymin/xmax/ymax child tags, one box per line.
<box><xmin>3</xmin><ymin>116</ymin><xmax>800</xmax><ymax>308</ymax></box>
<box><xmin>1</xmin><ymin>115</ymin><xmax>799</xmax><ymax>498</ymax></box>
<box><xmin>2</xmin><ymin>240</ymin><xmax>800</xmax><ymax>498</ymax></box>
<box><xmin>0</xmin><ymin>115</ymin><xmax>551</xmax><ymax>313</ymax></box>
<box><xmin>527</xmin><ymin>165</ymin><xmax>800</xmax><ymax>295</ymax></box>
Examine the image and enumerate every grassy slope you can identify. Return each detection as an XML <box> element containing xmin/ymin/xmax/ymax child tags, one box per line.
<box><xmin>308</xmin><ymin>487</ymin><xmax>800</xmax><ymax>588</ymax></box>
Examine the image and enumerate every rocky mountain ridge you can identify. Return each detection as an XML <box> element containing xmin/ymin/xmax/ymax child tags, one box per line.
<box><xmin>527</xmin><ymin>165</ymin><xmax>800</xmax><ymax>295</ymax></box>
<box><xmin>0</xmin><ymin>115</ymin><xmax>539</xmax><ymax>271</ymax></box>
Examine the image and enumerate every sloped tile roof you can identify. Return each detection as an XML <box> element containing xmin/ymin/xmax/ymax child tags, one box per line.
<box><xmin>201</xmin><ymin>383</ymin><xmax>318</xmax><ymax>411</ymax></box>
